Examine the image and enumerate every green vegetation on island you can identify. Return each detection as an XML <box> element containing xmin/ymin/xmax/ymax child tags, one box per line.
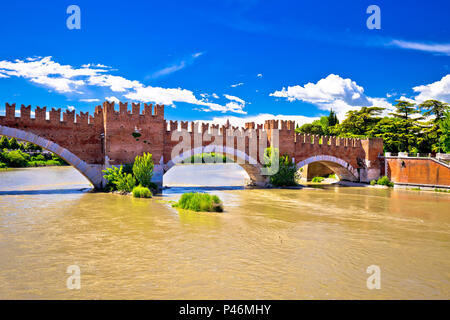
<box><xmin>370</xmin><ymin>176</ymin><xmax>394</xmax><ymax>187</ymax></box>
<box><xmin>172</xmin><ymin>192</ymin><xmax>224</xmax><ymax>212</ymax></box>
<box><xmin>263</xmin><ymin>147</ymin><xmax>298</xmax><ymax>187</ymax></box>
<box><xmin>102</xmin><ymin>152</ymin><xmax>157</xmax><ymax>195</ymax></box>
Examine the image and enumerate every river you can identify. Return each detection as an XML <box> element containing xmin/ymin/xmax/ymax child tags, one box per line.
<box><xmin>0</xmin><ymin>166</ymin><xmax>449</xmax><ymax>299</ymax></box>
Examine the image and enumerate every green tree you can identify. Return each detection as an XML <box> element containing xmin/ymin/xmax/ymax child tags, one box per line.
<box><xmin>8</xmin><ymin>137</ymin><xmax>20</xmax><ymax>150</ymax></box>
<box><xmin>327</xmin><ymin>109</ymin><xmax>339</xmax><ymax>126</ymax></box>
<box><xmin>419</xmin><ymin>100</ymin><xmax>449</xmax><ymax>123</ymax></box>
<box><xmin>418</xmin><ymin>100</ymin><xmax>450</xmax><ymax>153</ymax></box>
<box><xmin>438</xmin><ymin>111</ymin><xmax>450</xmax><ymax>153</ymax></box>
<box><xmin>0</xmin><ymin>136</ymin><xmax>10</xmax><ymax>149</ymax></box>
<box><xmin>132</xmin><ymin>152</ymin><xmax>154</xmax><ymax>188</ymax></box>
<box><xmin>332</xmin><ymin>106</ymin><xmax>384</xmax><ymax>137</ymax></box>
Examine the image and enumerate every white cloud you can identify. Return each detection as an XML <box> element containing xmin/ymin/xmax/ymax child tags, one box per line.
<box><xmin>270</xmin><ymin>74</ymin><xmax>391</xmax><ymax>118</ymax></box>
<box><xmin>0</xmin><ymin>56</ymin><xmax>108</xmax><ymax>93</ymax></box>
<box><xmin>212</xmin><ymin>93</ymin><xmax>219</xmax><ymax>99</ymax></box>
<box><xmin>257</xmin><ymin>73</ymin><xmax>263</xmax><ymax>78</ymax></box>
<box><xmin>390</xmin><ymin>40</ymin><xmax>450</xmax><ymax>55</ymax></box>
<box><xmin>80</xmin><ymin>98</ymin><xmax>100</xmax><ymax>102</ymax></box>
<box><xmin>105</xmin><ymin>96</ymin><xmax>120</xmax><ymax>103</ymax></box>
<box><xmin>224</xmin><ymin>94</ymin><xmax>245</xmax><ymax>105</ymax></box>
<box><xmin>196</xmin><ymin>113</ymin><xmax>319</xmax><ymax>128</ymax></box>
<box><xmin>0</xmin><ymin>56</ymin><xmax>248</xmax><ymax>114</ymax></box>
<box><xmin>151</xmin><ymin>61</ymin><xmax>186</xmax><ymax>78</ymax></box>
<box><xmin>412</xmin><ymin>74</ymin><xmax>450</xmax><ymax>103</ymax></box>
<box><xmin>231</xmin><ymin>82</ymin><xmax>244</xmax><ymax>87</ymax></box>
<box><xmin>67</xmin><ymin>106</ymin><xmax>75</xmax><ymax>111</ymax></box>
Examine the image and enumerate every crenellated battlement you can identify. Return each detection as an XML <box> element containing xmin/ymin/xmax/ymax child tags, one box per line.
<box><xmin>0</xmin><ymin>101</ymin><xmax>383</xmax><ymax>185</ymax></box>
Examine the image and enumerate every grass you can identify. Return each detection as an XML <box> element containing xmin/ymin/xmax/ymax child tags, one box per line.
<box><xmin>434</xmin><ymin>188</ymin><xmax>450</xmax><ymax>193</ymax></box>
<box><xmin>370</xmin><ymin>176</ymin><xmax>394</xmax><ymax>187</ymax></box>
<box><xmin>311</xmin><ymin>176</ymin><xmax>325</xmax><ymax>183</ymax></box>
<box><xmin>172</xmin><ymin>192</ymin><xmax>223</xmax><ymax>212</ymax></box>
<box><xmin>132</xmin><ymin>185</ymin><xmax>152</xmax><ymax>198</ymax></box>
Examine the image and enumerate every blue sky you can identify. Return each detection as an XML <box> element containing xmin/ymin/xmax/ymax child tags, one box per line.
<box><xmin>0</xmin><ymin>0</ymin><xmax>449</xmax><ymax>125</ymax></box>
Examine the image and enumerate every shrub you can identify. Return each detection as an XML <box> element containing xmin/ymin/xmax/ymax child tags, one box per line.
<box><xmin>132</xmin><ymin>185</ymin><xmax>152</xmax><ymax>198</ymax></box>
<box><xmin>115</xmin><ymin>173</ymin><xmax>136</xmax><ymax>193</ymax></box>
<box><xmin>370</xmin><ymin>180</ymin><xmax>376</xmax><ymax>186</ymax></box>
<box><xmin>9</xmin><ymin>137</ymin><xmax>20</xmax><ymax>150</ymax></box>
<box><xmin>102</xmin><ymin>166</ymin><xmax>136</xmax><ymax>192</ymax></box>
<box><xmin>3</xmin><ymin>150</ymin><xmax>29</xmax><ymax>167</ymax></box>
<box><xmin>264</xmin><ymin>148</ymin><xmax>297</xmax><ymax>186</ymax></box>
<box><xmin>311</xmin><ymin>176</ymin><xmax>324</xmax><ymax>183</ymax></box>
<box><xmin>132</xmin><ymin>153</ymin><xmax>154</xmax><ymax>188</ymax></box>
<box><xmin>31</xmin><ymin>154</ymin><xmax>46</xmax><ymax>161</ymax></box>
<box><xmin>376</xmin><ymin>176</ymin><xmax>394</xmax><ymax>187</ymax></box>
<box><xmin>172</xmin><ymin>192</ymin><xmax>223</xmax><ymax>212</ymax></box>
<box><xmin>0</xmin><ymin>136</ymin><xmax>10</xmax><ymax>149</ymax></box>
<box><xmin>328</xmin><ymin>173</ymin><xmax>337</xmax><ymax>179</ymax></box>
<box><xmin>0</xmin><ymin>162</ymin><xmax>7</xmax><ymax>168</ymax></box>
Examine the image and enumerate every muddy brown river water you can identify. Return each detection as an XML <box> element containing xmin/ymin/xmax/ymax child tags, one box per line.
<box><xmin>0</xmin><ymin>166</ymin><xmax>449</xmax><ymax>299</ymax></box>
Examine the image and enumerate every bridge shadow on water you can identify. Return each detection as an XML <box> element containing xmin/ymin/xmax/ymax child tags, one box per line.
<box><xmin>0</xmin><ymin>188</ymin><xmax>92</xmax><ymax>196</ymax></box>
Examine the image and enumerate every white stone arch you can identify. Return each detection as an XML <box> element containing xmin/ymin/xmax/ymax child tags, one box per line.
<box><xmin>0</xmin><ymin>125</ymin><xmax>104</xmax><ymax>188</ymax></box>
<box><xmin>296</xmin><ymin>155</ymin><xmax>359</xmax><ymax>181</ymax></box>
<box><xmin>164</xmin><ymin>145</ymin><xmax>268</xmax><ymax>186</ymax></box>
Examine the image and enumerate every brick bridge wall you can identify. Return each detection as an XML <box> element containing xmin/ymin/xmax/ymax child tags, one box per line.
<box><xmin>386</xmin><ymin>157</ymin><xmax>450</xmax><ymax>188</ymax></box>
<box><xmin>0</xmin><ymin>101</ymin><xmax>384</xmax><ymax>188</ymax></box>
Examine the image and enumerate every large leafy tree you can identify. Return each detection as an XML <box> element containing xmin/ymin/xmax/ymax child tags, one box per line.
<box><xmin>438</xmin><ymin>111</ymin><xmax>450</xmax><ymax>153</ymax></box>
<box><xmin>331</xmin><ymin>106</ymin><xmax>384</xmax><ymax>137</ymax></box>
<box><xmin>418</xmin><ymin>100</ymin><xmax>450</xmax><ymax>152</ymax></box>
<box><xmin>0</xmin><ymin>136</ymin><xmax>11</xmax><ymax>149</ymax></box>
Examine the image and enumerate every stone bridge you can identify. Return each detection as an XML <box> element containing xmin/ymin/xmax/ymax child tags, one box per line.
<box><xmin>0</xmin><ymin>102</ymin><xmax>383</xmax><ymax>188</ymax></box>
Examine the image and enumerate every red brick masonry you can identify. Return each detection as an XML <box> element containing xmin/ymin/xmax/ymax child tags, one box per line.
<box><xmin>386</xmin><ymin>157</ymin><xmax>450</xmax><ymax>188</ymax></box>
<box><xmin>0</xmin><ymin>101</ymin><xmax>384</xmax><ymax>187</ymax></box>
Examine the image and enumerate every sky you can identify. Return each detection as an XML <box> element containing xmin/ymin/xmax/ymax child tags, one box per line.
<box><xmin>0</xmin><ymin>0</ymin><xmax>449</xmax><ymax>126</ymax></box>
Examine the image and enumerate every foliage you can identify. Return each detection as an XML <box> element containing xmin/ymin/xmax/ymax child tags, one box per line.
<box><xmin>8</xmin><ymin>137</ymin><xmax>20</xmax><ymax>150</ymax></box>
<box><xmin>376</xmin><ymin>176</ymin><xmax>394</xmax><ymax>187</ymax></box>
<box><xmin>370</xmin><ymin>180</ymin><xmax>376</xmax><ymax>186</ymax></box>
<box><xmin>187</xmin><ymin>152</ymin><xmax>232</xmax><ymax>164</ymax></box>
<box><xmin>172</xmin><ymin>192</ymin><xmax>223</xmax><ymax>212</ymax></box>
<box><xmin>132</xmin><ymin>152</ymin><xmax>154</xmax><ymax>188</ymax></box>
<box><xmin>132</xmin><ymin>185</ymin><xmax>152</xmax><ymax>198</ymax></box>
<box><xmin>0</xmin><ymin>162</ymin><xmax>7</xmax><ymax>168</ymax></box>
<box><xmin>102</xmin><ymin>166</ymin><xmax>125</xmax><ymax>191</ymax></box>
<box><xmin>438</xmin><ymin>111</ymin><xmax>450</xmax><ymax>153</ymax></box>
<box><xmin>2</xmin><ymin>150</ymin><xmax>30</xmax><ymax>167</ymax></box>
<box><xmin>0</xmin><ymin>136</ymin><xmax>10</xmax><ymax>149</ymax></box>
<box><xmin>115</xmin><ymin>173</ymin><xmax>136</xmax><ymax>193</ymax></box>
<box><xmin>269</xmin><ymin>152</ymin><xmax>298</xmax><ymax>186</ymax></box>
<box><xmin>328</xmin><ymin>173</ymin><xmax>337</xmax><ymax>179</ymax></box>
<box><xmin>331</xmin><ymin>106</ymin><xmax>384</xmax><ymax>137</ymax></box>
<box><xmin>311</xmin><ymin>176</ymin><xmax>324</xmax><ymax>183</ymax></box>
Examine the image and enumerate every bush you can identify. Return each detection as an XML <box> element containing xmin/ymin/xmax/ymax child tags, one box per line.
<box><xmin>311</xmin><ymin>176</ymin><xmax>325</xmax><ymax>183</ymax></box>
<box><xmin>115</xmin><ymin>173</ymin><xmax>136</xmax><ymax>193</ymax></box>
<box><xmin>264</xmin><ymin>148</ymin><xmax>297</xmax><ymax>186</ymax></box>
<box><xmin>132</xmin><ymin>185</ymin><xmax>152</xmax><ymax>198</ymax></box>
<box><xmin>132</xmin><ymin>153</ymin><xmax>154</xmax><ymax>188</ymax></box>
<box><xmin>8</xmin><ymin>137</ymin><xmax>20</xmax><ymax>150</ymax></box>
<box><xmin>376</xmin><ymin>176</ymin><xmax>394</xmax><ymax>187</ymax></box>
<box><xmin>172</xmin><ymin>193</ymin><xmax>223</xmax><ymax>212</ymax></box>
<box><xmin>328</xmin><ymin>173</ymin><xmax>337</xmax><ymax>179</ymax></box>
<box><xmin>0</xmin><ymin>136</ymin><xmax>10</xmax><ymax>149</ymax></box>
<box><xmin>3</xmin><ymin>150</ymin><xmax>29</xmax><ymax>167</ymax></box>
<box><xmin>370</xmin><ymin>180</ymin><xmax>376</xmax><ymax>186</ymax></box>
<box><xmin>31</xmin><ymin>154</ymin><xmax>46</xmax><ymax>161</ymax></box>
<box><xmin>0</xmin><ymin>162</ymin><xmax>7</xmax><ymax>168</ymax></box>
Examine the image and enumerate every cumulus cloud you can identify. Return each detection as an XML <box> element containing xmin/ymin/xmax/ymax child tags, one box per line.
<box><xmin>270</xmin><ymin>74</ymin><xmax>391</xmax><ymax>118</ymax></box>
<box><xmin>105</xmin><ymin>96</ymin><xmax>120</xmax><ymax>103</ymax></box>
<box><xmin>67</xmin><ymin>106</ymin><xmax>75</xmax><ymax>111</ymax></box>
<box><xmin>0</xmin><ymin>56</ymin><xmax>247</xmax><ymax>114</ymax></box>
<box><xmin>412</xmin><ymin>74</ymin><xmax>450</xmax><ymax>103</ymax></box>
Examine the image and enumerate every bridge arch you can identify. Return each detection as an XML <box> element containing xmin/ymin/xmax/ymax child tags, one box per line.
<box><xmin>296</xmin><ymin>155</ymin><xmax>359</xmax><ymax>182</ymax></box>
<box><xmin>0</xmin><ymin>125</ymin><xmax>104</xmax><ymax>188</ymax></box>
<box><xmin>164</xmin><ymin>146</ymin><xmax>268</xmax><ymax>186</ymax></box>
